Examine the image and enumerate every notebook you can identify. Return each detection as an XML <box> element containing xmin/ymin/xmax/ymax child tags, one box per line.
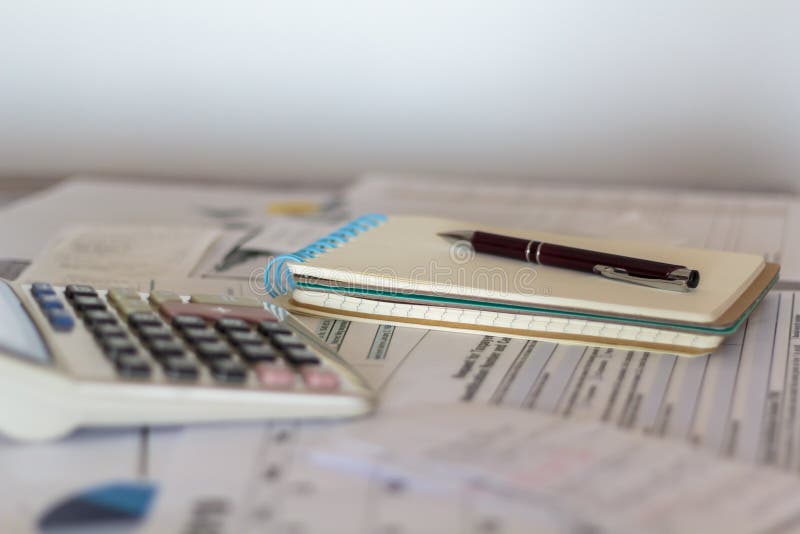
<box><xmin>265</xmin><ymin>215</ymin><xmax>779</xmax><ymax>356</ymax></box>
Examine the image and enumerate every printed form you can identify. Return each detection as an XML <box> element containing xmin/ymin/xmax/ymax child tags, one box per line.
<box><xmin>307</xmin><ymin>290</ymin><xmax>800</xmax><ymax>468</ymax></box>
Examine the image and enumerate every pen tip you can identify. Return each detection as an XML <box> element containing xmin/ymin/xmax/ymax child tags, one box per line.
<box><xmin>438</xmin><ymin>230</ymin><xmax>474</xmax><ymax>242</ymax></box>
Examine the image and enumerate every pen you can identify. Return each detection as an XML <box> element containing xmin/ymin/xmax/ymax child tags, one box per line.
<box><xmin>438</xmin><ymin>230</ymin><xmax>700</xmax><ymax>292</ymax></box>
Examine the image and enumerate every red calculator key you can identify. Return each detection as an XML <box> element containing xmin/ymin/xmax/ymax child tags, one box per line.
<box><xmin>300</xmin><ymin>367</ymin><xmax>340</xmax><ymax>392</ymax></box>
<box><xmin>254</xmin><ymin>364</ymin><xmax>295</xmax><ymax>390</ymax></box>
<box><xmin>159</xmin><ymin>301</ymin><xmax>277</xmax><ymax>325</ymax></box>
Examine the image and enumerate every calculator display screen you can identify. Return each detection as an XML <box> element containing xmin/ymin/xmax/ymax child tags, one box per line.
<box><xmin>0</xmin><ymin>282</ymin><xmax>50</xmax><ymax>364</ymax></box>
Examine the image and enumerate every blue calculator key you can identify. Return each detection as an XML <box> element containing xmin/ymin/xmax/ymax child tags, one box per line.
<box><xmin>36</xmin><ymin>294</ymin><xmax>64</xmax><ymax>310</ymax></box>
<box><xmin>31</xmin><ymin>282</ymin><xmax>56</xmax><ymax>297</ymax></box>
<box><xmin>46</xmin><ymin>308</ymin><xmax>75</xmax><ymax>331</ymax></box>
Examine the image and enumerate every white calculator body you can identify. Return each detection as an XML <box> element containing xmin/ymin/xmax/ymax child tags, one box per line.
<box><xmin>0</xmin><ymin>280</ymin><xmax>374</xmax><ymax>441</ymax></box>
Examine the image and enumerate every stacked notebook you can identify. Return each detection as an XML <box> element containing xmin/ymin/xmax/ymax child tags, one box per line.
<box><xmin>265</xmin><ymin>215</ymin><xmax>779</xmax><ymax>356</ymax></box>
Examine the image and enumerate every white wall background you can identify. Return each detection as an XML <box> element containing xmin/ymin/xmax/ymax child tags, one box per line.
<box><xmin>1</xmin><ymin>1</ymin><xmax>798</xmax><ymax>190</ymax></box>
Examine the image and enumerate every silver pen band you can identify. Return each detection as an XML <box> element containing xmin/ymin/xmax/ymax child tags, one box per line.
<box><xmin>525</xmin><ymin>241</ymin><xmax>543</xmax><ymax>264</ymax></box>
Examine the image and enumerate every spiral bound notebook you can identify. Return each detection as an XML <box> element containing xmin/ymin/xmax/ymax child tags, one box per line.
<box><xmin>264</xmin><ymin>215</ymin><xmax>779</xmax><ymax>356</ymax></box>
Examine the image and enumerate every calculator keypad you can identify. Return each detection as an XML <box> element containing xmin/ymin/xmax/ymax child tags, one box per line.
<box><xmin>171</xmin><ymin>315</ymin><xmax>206</xmax><ymax>330</ymax></box>
<box><xmin>36</xmin><ymin>294</ymin><xmax>64</xmax><ymax>309</ymax></box>
<box><xmin>100</xmin><ymin>337</ymin><xmax>138</xmax><ymax>360</ymax></box>
<box><xmin>31</xmin><ymin>283</ymin><xmax>74</xmax><ymax>331</ymax></box>
<box><xmin>180</xmin><ymin>327</ymin><xmax>219</xmax><ymax>344</ymax></box>
<box><xmin>46</xmin><ymin>308</ymin><xmax>75</xmax><ymax>332</ymax></box>
<box><xmin>257</xmin><ymin>321</ymin><xmax>292</xmax><ymax>336</ymax></box>
<box><xmin>226</xmin><ymin>330</ymin><xmax>263</xmax><ymax>347</ymax></box>
<box><xmin>161</xmin><ymin>357</ymin><xmax>199</xmax><ymax>381</ymax></box>
<box><xmin>65</xmin><ymin>284</ymin><xmax>97</xmax><ymax>300</ymax></box>
<box><xmin>195</xmin><ymin>342</ymin><xmax>234</xmax><ymax>363</ymax></box>
<box><xmin>301</xmin><ymin>367</ymin><xmax>340</xmax><ymax>392</ymax></box>
<box><xmin>254</xmin><ymin>363</ymin><xmax>296</xmax><ymax>389</ymax></box>
<box><xmin>215</xmin><ymin>317</ymin><xmax>250</xmax><ymax>332</ymax></box>
<box><xmin>159</xmin><ymin>301</ymin><xmax>277</xmax><ymax>326</ymax></box>
<box><xmin>31</xmin><ymin>282</ymin><xmax>56</xmax><ymax>297</ymax></box>
<box><xmin>146</xmin><ymin>338</ymin><xmax>185</xmax><ymax>360</ymax></box>
<box><xmin>92</xmin><ymin>323</ymin><xmax>127</xmax><ymax>338</ymax></box>
<box><xmin>283</xmin><ymin>348</ymin><xmax>321</xmax><ymax>366</ymax></box>
<box><xmin>83</xmin><ymin>310</ymin><xmax>117</xmax><ymax>326</ymax></box>
<box><xmin>136</xmin><ymin>324</ymin><xmax>174</xmax><ymax>341</ymax></box>
<box><xmin>209</xmin><ymin>359</ymin><xmax>248</xmax><ymax>383</ymax></box>
<box><xmin>29</xmin><ymin>284</ymin><xmax>344</xmax><ymax>392</ymax></box>
<box><xmin>72</xmin><ymin>296</ymin><xmax>106</xmax><ymax>312</ymax></box>
<box><xmin>127</xmin><ymin>312</ymin><xmax>163</xmax><ymax>328</ymax></box>
<box><xmin>238</xmin><ymin>344</ymin><xmax>279</xmax><ymax>363</ymax></box>
<box><xmin>115</xmin><ymin>355</ymin><xmax>152</xmax><ymax>378</ymax></box>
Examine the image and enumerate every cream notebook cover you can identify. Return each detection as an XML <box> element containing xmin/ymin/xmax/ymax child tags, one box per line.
<box><xmin>266</xmin><ymin>215</ymin><xmax>778</xmax><ymax>355</ymax></box>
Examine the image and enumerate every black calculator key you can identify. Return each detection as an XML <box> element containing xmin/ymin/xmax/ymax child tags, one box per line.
<box><xmin>137</xmin><ymin>324</ymin><xmax>173</xmax><ymax>340</ymax></box>
<box><xmin>161</xmin><ymin>358</ymin><xmax>199</xmax><ymax>381</ymax></box>
<box><xmin>146</xmin><ymin>338</ymin><xmax>185</xmax><ymax>360</ymax></box>
<box><xmin>182</xmin><ymin>327</ymin><xmax>220</xmax><ymax>344</ymax></box>
<box><xmin>270</xmin><ymin>333</ymin><xmax>306</xmax><ymax>350</ymax></box>
<box><xmin>238</xmin><ymin>344</ymin><xmax>279</xmax><ymax>363</ymax></box>
<box><xmin>46</xmin><ymin>308</ymin><xmax>74</xmax><ymax>331</ymax></box>
<box><xmin>65</xmin><ymin>284</ymin><xmax>97</xmax><ymax>299</ymax></box>
<box><xmin>172</xmin><ymin>315</ymin><xmax>207</xmax><ymax>330</ymax></box>
<box><xmin>31</xmin><ymin>282</ymin><xmax>56</xmax><ymax>297</ymax></box>
<box><xmin>72</xmin><ymin>296</ymin><xmax>106</xmax><ymax>312</ymax></box>
<box><xmin>215</xmin><ymin>317</ymin><xmax>249</xmax><ymax>332</ymax></box>
<box><xmin>257</xmin><ymin>321</ymin><xmax>292</xmax><ymax>337</ymax></box>
<box><xmin>115</xmin><ymin>355</ymin><xmax>151</xmax><ymax>378</ymax></box>
<box><xmin>194</xmin><ymin>341</ymin><xmax>232</xmax><ymax>361</ymax></box>
<box><xmin>128</xmin><ymin>312</ymin><xmax>163</xmax><ymax>328</ymax></box>
<box><xmin>209</xmin><ymin>359</ymin><xmax>247</xmax><ymax>383</ymax></box>
<box><xmin>226</xmin><ymin>330</ymin><xmax>263</xmax><ymax>346</ymax></box>
<box><xmin>283</xmin><ymin>348</ymin><xmax>321</xmax><ymax>366</ymax></box>
<box><xmin>102</xmin><ymin>337</ymin><xmax>138</xmax><ymax>359</ymax></box>
<box><xmin>83</xmin><ymin>309</ymin><xmax>117</xmax><ymax>325</ymax></box>
<box><xmin>92</xmin><ymin>323</ymin><xmax>128</xmax><ymax>338</ymax></box>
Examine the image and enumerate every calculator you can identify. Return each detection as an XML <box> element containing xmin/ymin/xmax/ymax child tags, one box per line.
<box><xmin>0</xmin><ymin>280</ymin><xmax>374</xmax><ymax>441</ymax></box>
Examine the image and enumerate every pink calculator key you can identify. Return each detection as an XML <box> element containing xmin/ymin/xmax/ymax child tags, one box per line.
<box><xmin>301</xmin><ymin>367</ymin><xmax>340</xmax><ymax>392</ymax></box>
<box><xmin>255</xmin><ymin>364</ymin><xmax>295</xmax><ymax>390</ymax></box>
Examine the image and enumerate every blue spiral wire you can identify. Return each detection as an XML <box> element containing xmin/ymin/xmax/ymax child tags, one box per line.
<box><xmin>264</xmin><ymin>213</ymin><xmax>387</xmax><ymax>297</ymax></box>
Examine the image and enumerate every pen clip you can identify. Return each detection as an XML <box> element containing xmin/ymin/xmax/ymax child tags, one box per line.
<box><xmin>593</xmin><ymin>265</ymin><xmax>692</xmax><ymax>292</ymax></box>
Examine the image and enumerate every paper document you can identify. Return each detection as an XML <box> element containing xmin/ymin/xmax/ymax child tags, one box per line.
<box><xmin>145</xmin><ymin>404</ymin><xmax>800</xmax><ymax>534</ymax></box>
<box><xmin>346</xmin><ymin>174</ymin><xmax>800</xmax><ymax>280</ymax></box>
<box><xmin>300</xmin><ymin>317</ymin><xmax>427</xmax><ymax>389</ymax></box>
<box><xmin>0</xmin><ymin>428</ymin><xmax>157</xmax><ymax>533</ymax></box>
<box><xmin>0</xmin><ymin>177</ymin><xmax>333</xmax><ymax>258</ymax></box>
<box><xmin>20</xmin><ymin>224</ymin><xmax>221</xmax><ymax>287</ymax></box>
<box><xmin>241</xmin><ymin>216</ymin><xmax>343</xmax><ymax>254</ymax></box>
<box><xmin>191</xmin><ymin>216</ymin><xmax>346</xmax><ymax>283</ymax></box>
<box><xmin>299</xmin><ymin>290</ymin><xmax>800</xmax><ymax>468</ymax></box>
